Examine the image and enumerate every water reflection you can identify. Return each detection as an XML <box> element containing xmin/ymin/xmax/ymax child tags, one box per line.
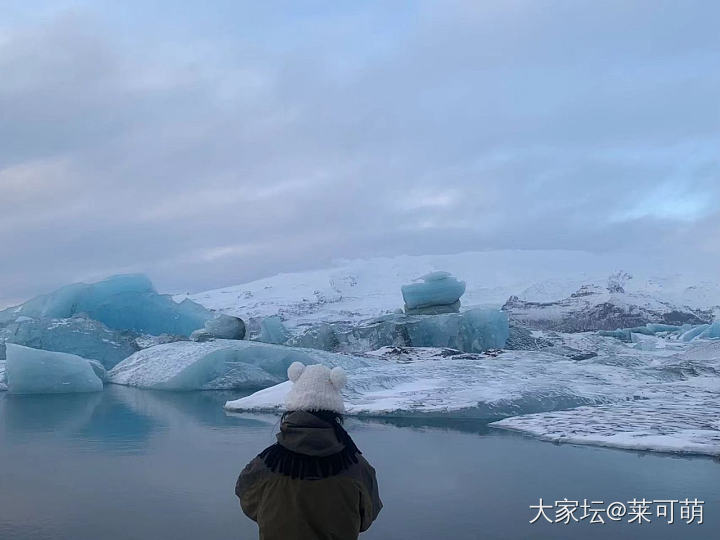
<box><xmin>1</xmin><ymin>386</ymin><xmax>719</xmax><ymax>540</ymax></box>
<box><xmin>0</xmin><ymin>386</ymin><xmax>278</xmax><ymax>452</ymax></box>
<box><xmin>1</xmin><ymin>391</ymin><xmax>103</xmax><ymax>435</ymax></box>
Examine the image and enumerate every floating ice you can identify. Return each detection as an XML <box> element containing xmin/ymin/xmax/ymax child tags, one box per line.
<box><xmin>287</xmin><ymin>308</ymin><xmax>508</xmax><ymax>353</ymax></box>
<box><xmin>598</xmin><ymin>321</ymin><xmax>720</xmax><ymax>343</ymax></box>
<box><xmin>680</xmin><ymin>321</ymin><xmax>720</xmax><ymax>341</ymax></box>
<box><xmin>191</xmin><ymin>314</ymin><xmax>246</xmax><ymax>341</ymax></box>
<box><xmin>0</xmin><ymin>361</ymin><xmax>6</xmax><ymax>391</ymax></box>
<box><xmin>258</xmin><ymin>316</ymin><xmax>290</xmax><ymax>344</ymax></box>
<box><xmin>108</xmin><ymin>340</ymin><xmax>368</xmax><ymax>391</ymax></box>
<box><xmin>0</xmin><ymin>316</ymin><xmax>139</xmax><ymax>369</ymax></box>
<box><xmin>5</xmin><ymin>343</ymin><xmax>103</xmax><ymax>395</ymax></box>
<box><xmin>492</xmin><ymin>397</ymin><xmax>720</xmax><ymax>457</ymax></box>
<box><xmin>489</xmin><ymin>340</ymin><xmax>720</xmax><ymax>456</ymax></box>
<box><xmin>226</xmin><ymin>338</ymin><xmax>720</xmax><ymax>456</ymax></box>
<box><xmin>1</xmin><ymin>274</ymin><xmax>213</xmax><ymax>337</ymax></box>
<box><xmin>88</xmin><ymin>359</ymin><xmax>108</xmax><ymax>382</ymax></box>
<box><xmin>225</xmin><ymin>344</ymin><xmax>661</xmax><ymax>416</ymax></box>
<box><xmin>204</xmin><ymin>314</ymin><xmax>246</xmax><ymax>339</ymax></box>
<box><xmin>401</xmin><ymin>272</ymin><xmax>466</xmax><ymax>313</ymax></box>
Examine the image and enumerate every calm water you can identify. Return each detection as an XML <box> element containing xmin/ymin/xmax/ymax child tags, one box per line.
<box><xmin>0</xmin><ymin>386</ymin><xmax>718</xmax><ymax>540</ymax></box>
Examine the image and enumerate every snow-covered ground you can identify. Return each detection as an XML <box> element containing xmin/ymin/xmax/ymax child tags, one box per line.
<box><xmin>179</xmin><ymin>250</ymin><xmax>720</xmax><ymax>330</ymax></box>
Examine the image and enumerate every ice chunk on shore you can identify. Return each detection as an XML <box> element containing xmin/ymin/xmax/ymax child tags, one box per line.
<box><xmin>109</xmin><ymin>340</ymin><xmax>368</xmax><ymax>391</ymax></box>
<box><xmin>1</xmin><ymin>274</ymin><xmax>213</xmax><ymax>337</ymax></box>
<box><xmin>0</xmin><ymin>316</ymin><xmax>139</xmax><ymax>368</ymax></box>
<box><xmin>401</xmin><ymin>272</ymin><xmax>466</xmax><ymax>312</ymax></box>
<box><xmin>258</xmin><ymin>316</ymin><xmax>290</xmax><ymax>344</ymax></box>
<box><xmin>5</xmin><ymin>343</ymin><xmax>103</xmax><ymax>394</ymax></box>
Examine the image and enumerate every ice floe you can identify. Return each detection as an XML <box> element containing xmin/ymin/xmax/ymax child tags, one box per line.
<box><xmin>109</xmin><ymin>339</ymin><xmax>368</xmax><ymax>391</ymax></box>
<box><xmin>226</xmin><ymin>338</ymin><xmax>720</xmax><ymax>456</ymax></box>
<box><xmin>5</xmin><ymin>343</ymin><xmax>103</xmax><ymax>394</ymax></box>
<box><xmin>0</xmin><ymin>315</ymin><xmax>139</xmax><ymax>369</ymax></box>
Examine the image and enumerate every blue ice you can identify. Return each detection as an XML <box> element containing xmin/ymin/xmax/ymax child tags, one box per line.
<box><xmin>598</xmin><ymin>321</ymin><xmax>720</xmax><ymax>342</ymax></box>
<box><xmin>0</xmin><ymin>274</ymin><xmax>213</xmax><ymax>336</ymax></box>
<box><xmin>401</xmin><ymin>271</ymin><xmax>466</xmax><ymax>311</ymax></box>
<box><xmin>5</xmin><ymin>343</ymin><xmax>103</xmax><ymax>394</ymax></box>
<box><xmin>258</xmin><ymin>316</ymin><xmax>290</xmax><ymax>344</ymax></box>
<box><xmin>0</xmin><ymin>315</ymin><xmax>139</xmax><ymax>369</ymax></box>
<box><xmin>204</xmin><ymin>314</ymin><xmax>246</xmax><ymax>339</ymax></box>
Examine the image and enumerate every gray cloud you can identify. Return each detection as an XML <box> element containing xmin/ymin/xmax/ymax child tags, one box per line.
<box><xmin>1</xmin><ymin>1</ymin><xmax>719</xmax><ymax>306</ymax></box>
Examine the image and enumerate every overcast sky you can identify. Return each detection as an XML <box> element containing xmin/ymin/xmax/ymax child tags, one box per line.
<box><xmin>1</xmin><ymin>0</ymin><xmax>719</xmax><ymax>306</ymax></box>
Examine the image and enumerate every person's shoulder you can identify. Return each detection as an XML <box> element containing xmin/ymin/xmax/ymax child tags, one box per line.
<box><xmin>242</xmin><ymin>455</ymin><xmax>269</xmax><ymax>474</ymax></box>
<box><xmin>237</xmin><ymin>455</ymin><xmax>272</xmax><ymax>493</ymax></box>
<box><xmin>355</xmin><ymin>454</ymin><xmax>376</xmax><ymax>472</ymax></box>
<box><xmin>341</xmin><ymin>454</ymin><xmax>377</xmax><ymax>484</ymax></box>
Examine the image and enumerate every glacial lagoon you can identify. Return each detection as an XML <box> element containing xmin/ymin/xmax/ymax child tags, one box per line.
<box><xmin>1</xmin><ymin>386</ymin><xmax>718</xmax><ymax>540</ymax></box>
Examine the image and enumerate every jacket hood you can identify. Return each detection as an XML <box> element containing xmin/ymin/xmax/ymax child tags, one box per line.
<box><xmin>276</xmin><ymin>410</ymin><xmax>345</xmax><ymax>457</ymax></box>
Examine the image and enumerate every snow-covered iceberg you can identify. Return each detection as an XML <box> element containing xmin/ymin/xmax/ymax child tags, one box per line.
<box><xmin>0</xmin><ymin>315</ymin><xmax>139</xmax><ymax>369</ymax></box>
<box><xmin>226</xmin><ymin>338</ymin><xmax>720</xmax><ymax>456</ymax></box>
<box><xmin>401</xmin><ymin>271</ymin><xmax>466</xmax><ymax>314</ymax></box>
<box><xmin>1</xmin><ymin>274</ymin><xmax>214</xmax><ymax>337</ymax></box>
<box><xmin>108</xmin><ymin>340</ymin><xmax>368</xmax><ymax>391</ymax></box>
<box><xmin>225</xmin><ymin>343</ymin><xmax>657</xmax><ymax>416</ymax></box>
<box><xmin>491</xmin><ymin>341</ymin><xmax>720</xmax><ymax>456</ymax></box>
<box><xmin>5</xmin><ymin>343</ymin><xmax>103</xmax><ymax>395</ymax></box>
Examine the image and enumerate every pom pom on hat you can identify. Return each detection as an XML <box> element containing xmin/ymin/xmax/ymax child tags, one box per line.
<box><xmin>285</xmin><ymin>363</ymin><xmax>346</xmax><ymax>413</ymax></box>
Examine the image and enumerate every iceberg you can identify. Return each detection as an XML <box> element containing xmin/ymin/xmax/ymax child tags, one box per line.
<box><xmin>226</xmin><ymin>339</ymin><xmax>720</xmax><ymax>456</ymax></box>
<box><xmin>5</xmin><ymin>343</ymin><xmax>103</xmax><ymax>395</ymax></box>
<box><xmin>258</xmin><ymin>316</ymin><xmax>290</xmax><ymax>344</ymax></box>
<box><xmin>680</xmin><ymin>321</ymin><xmax>720</xmax><ymax>341</ymax></box>
<box><xmin>0</xmin><ymin>315</ymin><xmax>139</xmax><ymax>369</ymax></box>
<box><xmin>225</xmin><ymin>344</ymin><xmax>669</xmax><ymax>417</ymax></box>
<box><xmin>204</xmin><ymin>314</ymin><xmax>245</xmax><ymax>339</ymax></box>
<box><xmin>491</xmin><ymin>378</ymin><xmax>720</xmax><ymax>457</ymax></box>
<box><xmin>287</xmin><ymin>308</ymin><xmax>508</xmax><ymax>353</ymax></box>
<box><xmin>401</xmin><ymin>271</ymin><xmax>466</xmax><ymax>313</ymax></box>
<box><xmin>108</xmin><ymin>340</ymin><xmax>368</xmax><ymax>391</ymax></box>
<box><xmin>191</xmin><ymin>314</ymin><xmax>246</xmax><ymax>341</ymax></box>
<box><xmin>598</xmin><ymin>321</ymin><xmax>720</xmax><ymax>343</ymax></box>
<box><xmin>0</xmin><ymin>274</ymin><xmax>214</xmax><ymax>337</ymax></box>
<box><xmin>0</xmin><ymin>361</ymin><xmax>6</xmax><ymax>391</ymax></box>
<box><xmin>88</xmin><ymin>359</ymin><xmax>108</xmax><ymax>382</ymax></box>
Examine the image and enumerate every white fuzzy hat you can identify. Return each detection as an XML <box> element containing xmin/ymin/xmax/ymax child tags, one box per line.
<box><xmin>284</xmin><ymin>362</ymin><xmax>347</xmax><ymax>413</ymax></box>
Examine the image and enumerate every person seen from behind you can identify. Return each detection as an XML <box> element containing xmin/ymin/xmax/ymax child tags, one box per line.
<box><xmin>235</xmin><ymin>362</ymin><xmax>382</xmax><ymax>539</ymax></box>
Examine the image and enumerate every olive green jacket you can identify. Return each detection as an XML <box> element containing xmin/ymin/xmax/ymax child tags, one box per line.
<box><xmin>235</xmin><ymin>411</ymin><xmax>382</xmax><ymax>540</ymax></box>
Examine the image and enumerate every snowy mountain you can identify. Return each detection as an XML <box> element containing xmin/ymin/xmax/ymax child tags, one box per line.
<box><xmin>503</xmin><ymin>284</ymin><xmax>712</xmax><ymax>332</ymax></box>
<box><xmin>179</xmin><ymin>251</ymin><xmax>719</xmax><ymax>334</ymax></box>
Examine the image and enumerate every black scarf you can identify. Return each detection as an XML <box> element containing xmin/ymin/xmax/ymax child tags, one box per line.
<box><xmin>258</xmin><ymin>412</ymin><xmax>361</xmax><ymax>480</ymax></box>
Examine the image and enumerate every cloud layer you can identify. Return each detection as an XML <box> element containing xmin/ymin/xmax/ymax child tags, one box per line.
<box><xmin>2</xmin><ymin>1</ymin><xmax>719</xmax><ymax>305</ymax></box>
